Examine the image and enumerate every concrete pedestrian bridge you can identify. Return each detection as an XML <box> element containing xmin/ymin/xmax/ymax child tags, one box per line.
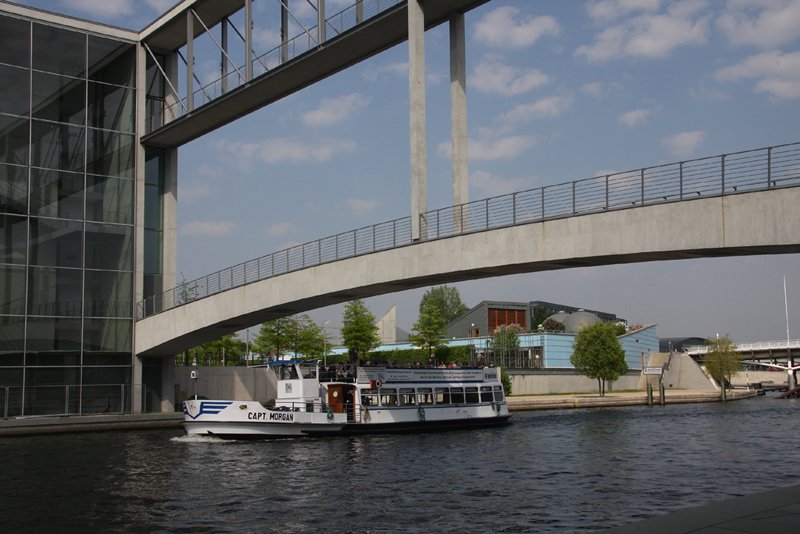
<box><xmin>135</xmin><ymin>143</ymin><xmax>800</xmax><ymax>356</ymax></box>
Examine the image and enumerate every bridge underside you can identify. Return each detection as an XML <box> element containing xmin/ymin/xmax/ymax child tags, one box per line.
<box><xmin>136</xmin><ymin>187</ymin><xmax>800</xmax><ymax>356</ymax></box>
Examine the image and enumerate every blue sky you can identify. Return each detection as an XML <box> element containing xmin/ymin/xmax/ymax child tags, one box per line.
<box><xmin>19</xmin><ymin>0</ymin><xmax>800</xmax><ymax>343</ymax></box>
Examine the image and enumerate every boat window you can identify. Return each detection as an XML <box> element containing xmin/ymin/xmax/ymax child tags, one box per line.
<box><xmin>434</xmin><ymin>387</ymin><xmax>449</xmax><ymax>405</ymax></box>
<box><xmin>276</xmin><ymin>365</ymin><xmax>298</xmax><ymax>380</ymax></box>
<box><xmin>416</xmin><ymin>387</ymin><xmax>433</xmax><ymax>405</ymax></box>
<box><xmin>379</xmin><ymin>388</ymin><xmax>397</xmax><ymax>406</ymax></box>
<box><xmin>399</xmin><ymin>388</ymin><xmax>416</xmax><ymax>406</ymax></box>
<box><xmin>493</xmin><ymin>385</ymin><xmax>504</xmax><ymax>402</ymax></box>
<box><xmin>465</xmin><ymin>387</ymin><xmax>479</xmax><ymax>404</ymax></box>
<box><xmin>480</xmin><ymin>386</ymin><xmax>493</xmax><ymax>402</ymax></box>
<box><xmin>300</xmin><ymin>365</ymin><xmax>317</xmax><ymax>379</ymax></box>
<box><xmin>450</xmin><ymin>387</ymin><xmax>465</xmax><ymax>404</ymax></box>
<box><xmin>361</xmin><ymin>388</ymin><xmax>378</xmax><ymax>407</ymax></box>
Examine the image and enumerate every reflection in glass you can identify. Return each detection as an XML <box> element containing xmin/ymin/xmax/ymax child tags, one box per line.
<box><xmin>144</xmin><ymin>228</ymin><xmax>162</xmax><ymax>274</ymax></box>
<box><xmin>87</xmin><ymin>129</ymin><xmax>134</xmax><ymax>178</ymax></box>
<box><xmin>0</xmin><ymin>163</ymin><xmax>28</xmax><ymax>215</ymax></box>
<box><xmin>32</xmin><ymin>71</ymin><xmax>86</xmax><ymax>125</ymax></box>
<box><xmin>25</xmin><ymin>318</ymin><xmax>81</xmax><ymax>359</ymax></box>
<box><xmin>28</xmin><ymin>266</ymin><xmax>82</xmax><ymax>316</ymax></box>
<box><xmin>84</xmin><ymin>270</ymin><xmax>132</xmax><ymax>317</ymax></box>
<box><xmin>29</xmin><ymin>217</ymin><xmax>83</xmax><ymax>268</ymax></box>
<box><xmin>0</xmin><ymin>316</ymin><xmax>24</xmax><ymax>366</ymax></box>
<box><xmin>0</xmin><ymin>64</ymin><xmax>31</xmax><ymax>117</ymax></box>
<box><xmin>0</xmin><ymin>15</ymin><xmax>30</xmax><ymax>68</ymax></box>
<box><xmin>89</xmin><ymin>82</ymin><xmax>134</xmax><ymax>132</ymax></box>
<box><xmin>0</xmin><ymin>265</ymin><xmax>26</xmax><ymax>315</ymax></box>
<box><xmin>88</xmin><ymin>37</ymin><xmax>134</xmax><ymax>87</ymax></box>
<box><xmin>0</xmin><ymin>214</ymin><xmax>27</xmax><ymax>264</ymax></box>
<box><xmin>30</xmin><ymin>168</ymin><xmax>84</xmax><ymax>220</ymax></box>
<box><xmin>86</xmin><ymin>175</ymin><xmax>133</xmax><ymax>224</ymax></box>
<box><xmin>144</xmin><ymin>180</ymin><xmax>162</xmax><ymax>229</ymax></box>
<box><xmin>32</xmin><ymin>23</ymin><xmax>85</xmax><ymax>77</ymax></box>
<box><xmin>85</xmin><ymin>222</ymin><xmax>132</xmax><ymax>271</ymax></box>
<box><xmin>31</xmin><ymin>120</ymin><xmax>85</xmax><ymax>172</ymax></box>
<box><xmin>83</xmin><ymin>318</ymin><xmax>132</xmax><ymax>352</ymax></box>
<box><xmin>0</xmin><ymin>115</ymin><xmax>29</xmax><ymax>166</ymax></box>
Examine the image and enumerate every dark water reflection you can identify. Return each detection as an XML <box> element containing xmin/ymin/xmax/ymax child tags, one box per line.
<box><xmin>1</xmin><ymin>396</ymin><xmax>798</xmax><ymax>533</ymax></box>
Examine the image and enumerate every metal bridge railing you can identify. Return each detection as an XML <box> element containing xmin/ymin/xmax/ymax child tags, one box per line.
<box><xmin>686</xmin><ymin>339</ymin><xmax>800</xmax><ymax>355</ymax></box>
<box><xmin>137</xmin><ymin>141</ymin><xmax>800</xmax><ymax>320</ymax></box>
<box><xmin>152</xmin><ymin>0</ymin><xmax>404</xmax><ymax>131</ymax></box>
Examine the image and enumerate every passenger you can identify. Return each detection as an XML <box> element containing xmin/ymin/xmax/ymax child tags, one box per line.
<box><xmin>449</xmin><ymin>361</ymin><xmax>458</xmax><ymax>368</ymax></box>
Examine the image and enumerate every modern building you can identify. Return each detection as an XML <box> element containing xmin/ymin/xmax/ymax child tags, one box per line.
<box><xmin>0</xmin><ymin>2</ymin><xmax>177</xmax><ymax>416</ymax></box>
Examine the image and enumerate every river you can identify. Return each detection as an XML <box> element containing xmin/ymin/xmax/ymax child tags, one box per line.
<box><xmin>1</xmin><ymin>395</ymin><xmax>798</xmax><ymax>533</ymax></box>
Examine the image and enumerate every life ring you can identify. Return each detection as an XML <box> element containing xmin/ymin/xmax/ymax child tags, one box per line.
<box><xmin>327</xmin><ymin>409</ymin><xmax>334</xmax><ymax>422</ymax></box>
<box><xmin>417</xmin><ymin>407</ymin><xmax>425</xmax><ymax>421</ymax></box>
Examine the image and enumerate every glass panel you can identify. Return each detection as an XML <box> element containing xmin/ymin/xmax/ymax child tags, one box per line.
<box><xmin>89</xmin><ymin>82</ymin><xmax>134</xmax><ymax>132</ymax></box>
<box><xmin>87</xmin><ymin>129</ymin><xmax>133</xmax><ymax>178</ymax></box>
<box><xmin>30</xmin><ymin>168</ymin><xmax>84</xmax><ymax>220</ymax></box>
<box><xmin>143</xmin><ymin>273</ymin><xmax>162</xmax><ymax>301</ymax></box>
<box><xmin>24</xmin><ymin>367</ymin><xmax>80</xmax><ymax>415</ymax></box>
<box><xmin>0</xmin><ymin>114</ymin><xmax>29</xmax><ymax>166</ymax></box>
<box><xmin>145</xmin><ymin>148</ymin><xmax>164</xmax><ymax>186</ymax></box>
<box><xmin>29</xmin><ymin>218</ymin><xmax>83</xmax><ymax>268</ymax></box>
<box><xmin>144</xmin><ymin>183</ymin><xmax>162</xmax><ymax>229</ymax></box>
<box><xmin>88</xmin><ymin>37</ymin><xmax>134</xmax><ymax>87</ymax></box>
<box><xmin>0</xmin><ymin>64</ymin><xmax>30</xmax><ymax>116</ymax></box>
<box><xmin>465</xmin><ymin>387</ymin><xmax>479</xmax><ymax>403</ymax></box>
<box><xmin>450</xmin><ymin>387</ymin><xmax>465</xmax><ymax>404</ymax></box>
<box><xmin>0</xmin><ymin>15</ymin><xmax>30</xmax><ymax>68</ymax></box>
<box><xmin>0</xmin><ymin>163</ymin><xmax>28</xmax><ymax>215</ymax></box>
<box><xmin>85</xmin><ymin>222</ymin><xmax>132</xmax><ymax>270</ymax></box>
<box><xmin>0</xmin><ymin>316</ymin><xmax>25</xmax><ymax>366</ymax></box>
<box><xmin>31</xmin><ymin>120</ymin><xmax>85</xmax><ymax>172</ymax></box>
<box><xmin>31</xmin><ymin>71</ymin><xmax>86</xmax><ymax>125</ymax></box>
<box><xmin>25</xmin><ymin>317</ymin><xmax>81</xmax><ymax>364</ymax></box>
<box><xmin>83</xmin><ymin>318</ymin><xmax>132</xmax><ymax>353</ymax></box>
<box><xmin>0</xmin><ymin>265</ymin><xmax>26</xmax><ymax>315</ymax></box>
<box><xmin>144</xmin><ymin>228</ymin><xmax>162</xmax><ymax>274</ymax></box>
<box><xmin>0</xmin><ymin>367</ymin><xmax>23</xmax><ymax>385</ymax></box>
<box><xmin>83</xmin><ymin>353</ymin><xmax>131</xmax><ymax>366</ymax></box>
<box><xmin>32</xmin><ymin>24</ymin><xmax>85</xmax><ymax>77</ymax></box>
<box><xmin>28</xmin><ymin>266</ymin><xmax>82</xmax><ymax>316</ymax></box>
<box><xmin>84</xmin><ymin>270</ymin><xmax>132</xmax><ymax>317</ymax></box>
<box><xmin>86</xmin><ymin>175</ymin><xmax>133</xmax><ymax>224</ymax></box>
<box><xmin>0</xmin><ymin>214</ymin><xmax>27</xmax><ymax>264</ymax></box>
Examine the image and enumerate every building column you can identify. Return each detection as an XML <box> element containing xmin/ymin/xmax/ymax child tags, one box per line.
<box><xmin>408</xmin><ymin>0</ymin><xmax>427</xmax><ymax>240</ymax></box>
<box><xmin>186</xmin><ymin>11</ymin><xmax>194</xmax><ymax>111</ymax></box>
<box><xmin>245</xmin><ymin>0</ymin><xmax>253</xmax><ymax>80</ymax></box>
<box><xmin>221</xmin><ymin>18</ymin><xmax>228</xmax><ymax>92</ymax></box>
<box><xmin>280</xmin><ymin>0</ymin><xmax>288</xmax><ymax>63</ymax></box>
<box><xmin>450</xmin><ymin>13</ymin><xmax>468</xmax><ymax>232</ymax></box>
<box><xmin>318</xmin><ymin>0</ymin><xmax>326</xmax><ymax>45</ymax></box>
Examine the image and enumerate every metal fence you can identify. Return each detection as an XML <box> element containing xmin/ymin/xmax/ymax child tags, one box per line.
<box><xmin>152</xmin><ymin>0</ymin><xmax>404</xmax><ymax>130</ymax></box>
<box><xmin>1</xmin><ymin>384</ymin><xmax>154</xmax><ymax>418</ymax></box>
<box><xmin>137</xmin><ymin>141</ymin><xmax>800</xmax><ymax>320</ymax></box>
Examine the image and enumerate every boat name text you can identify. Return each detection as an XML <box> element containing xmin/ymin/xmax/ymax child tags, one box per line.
<box><xmin>248</xmin><ymin>411</ymin><xmax>294</xmax><ymax>422</ymax></box>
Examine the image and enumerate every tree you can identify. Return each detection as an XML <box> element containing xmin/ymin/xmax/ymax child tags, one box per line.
<box><xmin>253</xmin><ymin>315</ymin><xmax>327</xmax><ymax>361</ymax></box>
<box><xmin>490</xmin><ymin>324</ymin><xmax>522</xmax><ymax>364</ymax></box>
<box><xmin>571</xmin><ymin>322</ymin><xmax>628</xmax><ymax>396</ymax></box>
<box><xmin>419</xmin><ymin>285</ymin><xmax>468</xmax><ymax>325</ymax></box>
<box><xmin>541</xmin><ymin>318</ymin><xmax>565</xmax><ymax>332</ymax></box>
<box><xmin>704</xmin><ymin>335</ymin><xmax>741</xmax><ymax>389</ymax></box>
<box><xmin>341</xmin><ymin>299</ymin><xmax>380</xmax><ymax>361</ymax></box>
<box><xmin>181</xmin><ymin>334</ymin><xmax>246</xmax><ymax>366</ymax></box>
<box><xmin>410</xmin><ymin>300</ymin><xmax>447</xmax><ymax>363</ymax></box>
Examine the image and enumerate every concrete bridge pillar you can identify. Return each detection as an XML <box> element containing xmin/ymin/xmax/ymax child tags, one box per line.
<box><xmin>408</xmin><ymin>0</ymin><xmax>427</xmax><ymax>240</ymax></box>
<box><xmin>450</xmin><ymin>13</ymin><xmax>468</xmax><ymax>232</ymax></box>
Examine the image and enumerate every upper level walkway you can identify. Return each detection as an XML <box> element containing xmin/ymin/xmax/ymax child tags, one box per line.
<box><xmin>686</xmin><ymin>339</ymin><xmax>800</xmax><ymax>359</ymax></box>
<box><xmin>134</xmin><ymin>142</ymin><xmax>800</xmax><ymax>355</ymax></box>
<box><xmin>141</xmin><ymin>0</ymin><xmax>488</xmax><ymax>147</ymax></box>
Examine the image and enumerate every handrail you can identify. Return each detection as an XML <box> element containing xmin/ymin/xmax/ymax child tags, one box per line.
<box><xmin>686</xmin><ymin>338</ymin><xmax>800</xmax><ymax>354</ymax></box>
<box><xmin>137</xmin><ymin>141</ymin><xmax>800</xmax><ymax>320</ymax></box>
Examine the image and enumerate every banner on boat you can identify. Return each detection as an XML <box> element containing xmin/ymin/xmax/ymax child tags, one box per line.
<box><xmin>357</xmin><ymin>367</ymin><xmax>492</xmax><ymax>384</ymax></box>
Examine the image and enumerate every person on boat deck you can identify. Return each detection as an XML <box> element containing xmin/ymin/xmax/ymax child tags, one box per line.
<box><xmin>448</xmin><ymin>361</ymin><xmax>458</xmax><ymax>368</ymax></box>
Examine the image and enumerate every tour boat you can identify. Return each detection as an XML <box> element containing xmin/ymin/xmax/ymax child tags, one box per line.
<box><xmin>182</xmin><ymin>360</ymin><xmax>511</xmax><ymax>438</ymax></box>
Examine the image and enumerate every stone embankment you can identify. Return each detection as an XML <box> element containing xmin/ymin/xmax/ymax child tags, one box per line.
<box><xmin>507</xmin><ymin>388</ymin><xmax>758</xmax><ymax>411</ymax></box>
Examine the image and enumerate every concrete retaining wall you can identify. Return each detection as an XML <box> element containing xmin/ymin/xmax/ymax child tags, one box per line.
<box><xmin>174</xmin><ymin>366</ymin><xmax>275</xmax><ymax>403</ymax></box>
<box><xmin>510</xmin><ymin>370</ymin><xmax>641</xmax><ymax>395</ymax></box>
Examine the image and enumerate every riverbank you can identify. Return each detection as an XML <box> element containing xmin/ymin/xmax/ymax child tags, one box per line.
<box><xmin>507</xmin><ymin>388</ymin><xmax>758</xmax><ymax>411</ymax></box>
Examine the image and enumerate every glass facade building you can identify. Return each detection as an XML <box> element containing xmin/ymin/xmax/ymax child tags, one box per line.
<box><xmin>0</xmin><ymin>10</ymin><xmax>140</xmax><ymax>416</ymax></box>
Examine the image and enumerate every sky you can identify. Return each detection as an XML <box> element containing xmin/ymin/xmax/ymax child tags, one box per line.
<box><xmin>16</xmin><ymin>0</ymin><xmax>800</xmax><ymax>344</ymax></box>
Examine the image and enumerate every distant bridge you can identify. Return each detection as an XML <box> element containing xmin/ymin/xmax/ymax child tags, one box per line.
<box><xmin>134</xmin><ymin>142</ymin><xmax>800</xmax><ymax>356</ymax></box>
<box><xmin>686</xmin><ymin>340</ymin><xmax>800</xmax><ymax>360</ymax></box>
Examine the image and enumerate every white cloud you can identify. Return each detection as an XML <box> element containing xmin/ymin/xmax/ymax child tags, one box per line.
<box><xmin>144</xmin><ymin>0</ymin><xmax>173</xmax><ymax>12</ymax></box>
<box><xmin>580</xmin><ymin>82</ymin><xmax>605</xmax><ymax>98</ymax></box>
<box><xmin>663</xmin><ymin>130</ymin><xmax>706</xmax><ymax>157</ymax></box>
<box><xmin>463</xmin><ymin>136</ymin><xmax>538</xmax><ymax>161</ymax></box>
<box><xmin>470</xmin><ymin>170</ymin><xmax>530</xmax><ymax>196</ymax></box>
<box><xmin>346</xmin><ymin>197</ymin><xmax>380</xmax><ymax>215</ymax></box>
<box><xmin>474</xmin><ymin>6</ymin><xmax>560</xmax><ymax>48</ymax></box>
<box><xmin>715</xmin><ymin>50</ymin><xmax>800</xmax><ymax>99</ymax></box>
<box><xmin>301</xmin><ymin>93</ymin><xmax>371</xmax><ymax>126</ymax></box>
<box><xmin>214</xmin><ymin>137</ymin><xmax>358</xmax><ymax>169</ymax></box>
<box><xmin>265</xmin><ymin>222</ymin><xmax>297</xmax><ymax>237</ymax></box>
<box><xmin>575</xmin><ymin>0</ymin><xmax>710</xmax><ymax>63</ymax></box>
<box><xmin>618</xmin><ymin>108</ymin><xmax>652</xmax><ymax>127</ymax></box>
<box><xmin>180</xmin><ymin>183</ymin><xmax>216</xmax><ymax>204</ymax></box>
<box><xmin>717</xmin><ymin>1</ymin><xmax>800</xmax><ymax>49</ymax></box>
<box><xmin>181</xmin><ymin>221</ymin><xmax>236</xmax><ymax>237</ymax></box>
<box><xmin>469</xmin><ymin>58</ymin><xmax>549</xmax><ymax>96</ymax></box>
<box><xmin>501</xmin><ymin>96</ymin><xmax>572</xmax><ymax>122</ymax></box>
<box><xmin>61</xmin><ymin>0</ymin><xmax>134</xmax><ymax>17</ymax></box>
<box><xmin>585</xmin><ymin>0</ymin><xmax>661</xmax><ymax>23</ymax></box>
<box><xmin>362</xmin><ymin>61</ymin><xmax>407</xmax><ymax>82</ymax></box>
<box><xmin>252</xmin><ymin>27</ymin><xmax>281</xmax><ymax>50</ymax></box>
